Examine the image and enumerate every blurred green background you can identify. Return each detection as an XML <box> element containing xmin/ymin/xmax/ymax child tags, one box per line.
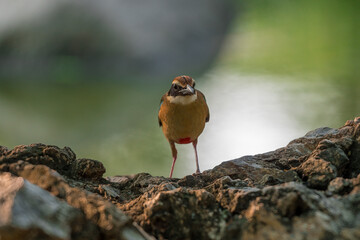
<box><xmin>0</xmin><ymin>0</ymin><xmax>359</xmax><ymax>177</ymax></box>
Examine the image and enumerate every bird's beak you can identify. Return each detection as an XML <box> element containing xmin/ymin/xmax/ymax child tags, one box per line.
<box><xmin>180</xmin><ymin>84</ymin><xmax>195</xmax><ymax>95</ymax></box>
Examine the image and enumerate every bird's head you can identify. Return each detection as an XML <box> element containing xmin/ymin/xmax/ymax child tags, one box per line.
<box><xmin>168</xmin><ymin>75</ymin><xmax>196</xmax><ymax>97</ymax></box>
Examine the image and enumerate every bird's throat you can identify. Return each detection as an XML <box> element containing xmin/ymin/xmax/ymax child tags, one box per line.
<box><xmin>167</xmin><ymin>93</ymin><xmax>197</xmax><ymax>105</ymax></box>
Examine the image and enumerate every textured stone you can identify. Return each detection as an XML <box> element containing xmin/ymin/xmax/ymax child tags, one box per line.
<box><xmin>0</xmin><ymin>161</ymin><xmax>149</xmax><ymax>239</ymax></box>
<box><xmin>71</xmin><ymin>158</ymin><xmax>105</xmax><ymax>180</ymax></box>
<box><xmin>0</xmin><ymin>172</ymin><xmax>90</xmax><ymax>240</ymax></box>
<box><xmin>141</xmin><ymin>188</ymin><xmax>228</xmax><ymax>240</ymax></box>
<box><xmin>1</xmin><ymin>117</ymin><xmax>360</xmax><ymax>239</ymax></box>
<box><xmin>0</xmin><ymin>143</ymin><xmax>76</xmax><ymax>176</ymax></box>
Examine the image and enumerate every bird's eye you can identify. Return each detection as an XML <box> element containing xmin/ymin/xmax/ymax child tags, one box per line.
<box><xmin>173</xmin><ymin>84</ymin><xmax>179</xmax><ymax>90</ymax></box>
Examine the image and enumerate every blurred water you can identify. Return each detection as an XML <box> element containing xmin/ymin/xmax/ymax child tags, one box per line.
<box><xmin>0</xmin><ymin>70</ymin><xmax>356</xmax><ymax>178</ymax></box>
<box><xmin>0</xmin><ymin>0</ymin><xmax>359</xmax><ymax>178</ymax></box>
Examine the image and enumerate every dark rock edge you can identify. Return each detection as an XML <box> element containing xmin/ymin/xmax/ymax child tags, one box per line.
<box><xmin>1</xmin><ymin>117</ymin><xmax>360</xmax><ymax>240</ymax></box>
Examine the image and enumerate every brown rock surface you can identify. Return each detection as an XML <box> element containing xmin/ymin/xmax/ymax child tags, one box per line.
<box><xmin>1</xmin><ymin>117</ymin><xmax>360</xmax><ymax>239</ymax></box>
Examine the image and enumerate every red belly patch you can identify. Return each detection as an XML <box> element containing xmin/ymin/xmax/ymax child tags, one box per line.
<box><xmin>178</xmin><ymin>137</ymin><xmax>192</xmax><ymax>144</ymax></box>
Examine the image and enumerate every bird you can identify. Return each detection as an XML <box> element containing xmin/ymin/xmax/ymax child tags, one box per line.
<box><xmin>158</xmin><ymin>75</ymin><xmax>209</xmax><ymax>178</ymax></box>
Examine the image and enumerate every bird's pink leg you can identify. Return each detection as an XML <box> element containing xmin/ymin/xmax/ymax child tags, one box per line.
<box><xmin>192</xmin><ymin>139</ymin><xmax>201</xmax><ymax>174</ymax></box>
<box><xmin>169</xmin><ymin>141</ymin><xmax>177</xmax><ymax>178</ymax></box>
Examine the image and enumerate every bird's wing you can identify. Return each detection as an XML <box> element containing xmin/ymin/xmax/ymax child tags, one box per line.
<box><xmin>158</xmin><ymin>116</ymin><xmax>162</xmax><ymax>127</ymax></box>
<box><xmin>158</xmin><ymin>95</ymin><xmax>165</xmax><ymax>127</ymax></box>
<box><xmin>197</xmin><ymin>91</ymin><xmax>210</xmax><ymax>122</ymax></box>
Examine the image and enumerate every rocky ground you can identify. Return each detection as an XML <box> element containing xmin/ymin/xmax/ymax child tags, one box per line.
<box><xmin>1</xmin><ymin>117</ymin><xmax>360</xmax><ymax>240</ymax></box>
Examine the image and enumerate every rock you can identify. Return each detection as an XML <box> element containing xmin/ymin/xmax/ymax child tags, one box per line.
<box><xmin>304</xmin><ymin>127</ymin><xmax>340</xmax><ymax>138</ymax></box>
<box><xmin>141</xmin><ymin>188</ymin><xmax>228</xmax><ymax>240</ymax></box>
<box><xmin>0</xmin><ymin>172</ymin><xmax>92</xmax><ymax>240</ymax></box>
<box><xmin>316</xmin><ymin>139</ymin><xmax>349</xmax><ymax>170</ymax></box>
<box><xmin>0</xmin><ymin>159</ymin><xmax>151</xmax><ymax>239</ymax></box>
<box><xmin>327</xmin><ymin>177</ymin><xmax>353</xmax><ymax>195</ymax></box>
<box><xmin>1</xmin><ymin>117</ymin><xmax>360</xmax><ymax>239</ymax></box>
<box><xmin>327</xmin><ymin>174</ymin><xmax>360</xmax><ymax>195</ymax></box>
<box><xmin>205</xmin><ymin>155</ymin><xmax>301</xmax><ymax>187</ymax></box>
<box><xmin>296</xmin><ymin>156</ymin><xmax>337</xmax><ymax>189</ymax></box>
<box><xmin>233</xmin><ymin>182</ymin><xmax>355</xmax><ymax>240</ymax></box>
<box><xmin>293</xmin><ymin>123</ymin><xmax>358</xmax><ymax>189</ymax></box>
<box><xmin>0</xmin><ymin>143</ymin><xmax>76</xmax><ymax>176</ymax></box>
<box><xmin>347</xmin><ymin>124</ymin><xmax>360</xmax><ymax>178</ymax></box>
<box><xmin>0</xmin><ymin>146</ymin><xmax>8</xmax><ymax>155</ymax></box>
<box><xmin>71</xmin><ymin>158</ymin><xmax>106</xmax><ymax>180</ymax></box>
